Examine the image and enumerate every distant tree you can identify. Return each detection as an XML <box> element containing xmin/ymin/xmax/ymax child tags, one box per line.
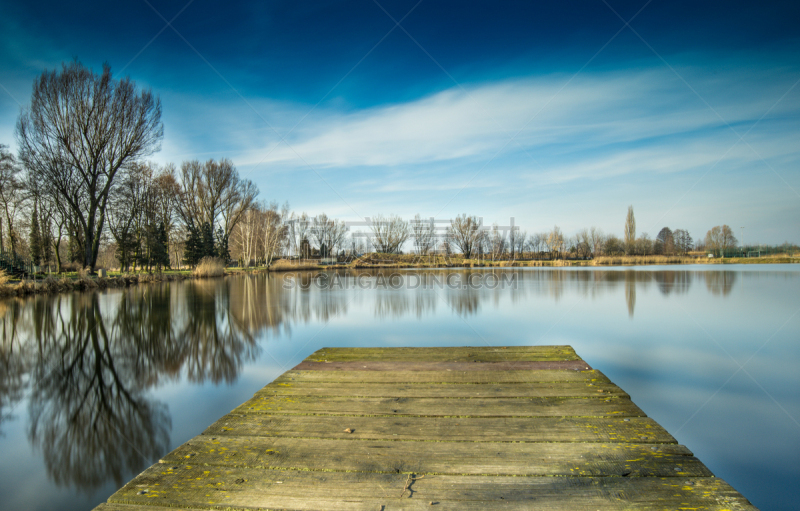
<box><xmin>705</xmin><ymin>225</ymin><xmax>737</xmax><ymax>257</ymax></box>
<box><xmin>411</xmin><ymin>214</ymin><xmax>435</xmax><ymax>255</ymax></box>
<box><xmin>449</xmin><ymin>214</ymin><xmax>483</xmax><ymax>259</ymax></box>
<box><xmin>300</xmin><ymin>238</ymin><xmax>311</xmax><ymax>259</ymax></box>
<box><xmin>370</xmin><ymin>214</ymin><xmax>409</xmax><ymax>254</ymax></box>
<box><xmin>17</xmin><ymin>61</ymin><xmax>163</xmax><ymax>269</ymax></box>
<box><xmin>604</xmin><ymin>235</ymin><xmax>625</xmax><ymax>255</ymax></box>
<box><xmin>487</xmin><ymin>224</ymin><xmax>506</xmax><ymax>260</ymax></box>
<box><xmin>636</xmin><ymin>232</ymin><xmax>653</xmax><ymax>256</ymax></box>
<box><xmin>655</xmin><ymin>227</ymin><xmax>674</xmax><ymax>255</ymax></box>
<box><xmin>673</xmin><ymin>229</ymin><xmax>693</xmax><ymax>254</ymax></box>
<box><xmin>589</xmin><ymin>227</ymin><xmax>604</xmax><ymax>256</ymax></box>
<box><xmin>286</xmin><ymin>212</ymin><xmax>310</xmax><ymax>257</ymax></box>
<box><xmin>546</xmin><ymin>225</ymin><xmax>565</xmax><ymax>259</ymax></box>
<box><xmin>624</xmin><ymin>206</ymin><xmax>636</xmax><ymax>255</ymax></box>
<box><xmin>513</xmin><ymin>229</ymin><xmax>527</xmax><ymax>258</ymax></box>
<box><xmin>574</xmin><ymin>229</ymin><xmax>592</xmax><ymax>258</ymax></box>
<box><xmin>311</xmin><ymin>213</ymin><xmax>347</xmax><ymax>256</ymax></box>
<box><xmin>261</xmin><ymin>202</ymin><xmax>288</xmax><ymax>267</ymax></box>
<box><xmin>528</xmin><ymin>232</ymin><xmax>546</xmax><ymax>255</ymax></box>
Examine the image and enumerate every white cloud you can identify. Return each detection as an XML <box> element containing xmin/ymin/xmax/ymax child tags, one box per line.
<box><xmin>237</xmin><ymin>67</ymin><xmax>799</xmax><ymax>171</ymax></box>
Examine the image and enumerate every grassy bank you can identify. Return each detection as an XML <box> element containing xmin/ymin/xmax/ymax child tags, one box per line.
<box><xmin>0</xmin><ymin>271</ymin><xmax>190</xmax><ymax>297</ymax></box>
<box><xmin>251</xmin><ymin>252</ymin><xmax>800</xmax><ymax>272</ymax></box>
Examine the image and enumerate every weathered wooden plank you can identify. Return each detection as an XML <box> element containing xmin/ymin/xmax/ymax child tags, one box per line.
<box><xmin>257</xmin><ymin>381</ymin><xmax>628</xmax><ymax>398</ymax></box>
<box><xmin>295</xmin><ymin>360</ymin><xmax>593</xmax><ymax>371</ymax></box>
<box><xmin>276</xmin><ymin>368</ymin><xmax>609</xmax><ymax>384</ymax></box>
<box><xmin>234</xmin><ymin>395</ymin><xmax>645</xmax><ymax>417</ymax></box>
<box><xmin>163</xmin><ymin>436</ymin><xmax>709</xmax><ymax>477</ymax></box>
<box><xmin>305</xmin><ymin>345</ymin><xmax>581</xmax><ymax>362</ymax></box>
<box><xmin>204</xmin><ymin>415</ymin><xmax>677</xmax><ymax>443</ymax></box>
<box><xmin>105</xmin><ymin>466</ymin><xmax>757</xmax><ymax>510</ymax></box>
<box><xmin>93</xmin><ymin>346</ymin><xmax>757</xmax><ymax>511</ymax></box>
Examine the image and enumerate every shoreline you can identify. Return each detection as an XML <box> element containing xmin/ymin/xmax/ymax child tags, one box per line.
<box><xmin>2</xmin><ymin>254</ymin><xmax>796</xmax><ymax>298</ymax></box>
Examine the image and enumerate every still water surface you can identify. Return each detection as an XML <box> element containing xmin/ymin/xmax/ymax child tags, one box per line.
<box><xmin>0</xmin><ymin>266</ymin><xmax>798</xmax><ymax>510</ymax></box>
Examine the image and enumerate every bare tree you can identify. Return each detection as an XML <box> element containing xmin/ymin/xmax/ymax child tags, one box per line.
<box><xmin>488</xmin><ymin>224</ymin><xmax>506</xmax><ymax>260</ymax></box>
<box><xmin>286</xmin><ymin>212</ymin><xmax>310</xmax><ymax>257</ymax></box>
<box><xmin>514</xmin><ymin>229</ymin><xmax>527</xmax><ymax>258</ymax></box>
<box><xmin>411</xmin><ymin>214</ymin><xmax>435</xmax><ymax>255</ymax></box>
<box><xmin>528</xmin><ymin>232</ymin><xmax>545</xmax><ymax>256</ymax></box>
<box><xmin>16</xmin><ymin>61</ymin><xmax>163</xmax><ymax>269</ymax></box>
<box><xmin>107</xmin><ymin>164</ymin><xmax>149</xmax><ymax>271</ymax></box>
<box><xmin>546</xmin><ymin>225</ymin><xmax>564</xmax><ymax>259</ymax></box>
<box><xmin>673</xmin><ymin>229</ymin><xmax>693</xmax><ymax>254</ymax></box>
<box><xmin>175</xmin><ymin>159</ymin><xmax>258</xmax><ymax>240</ymax></box>
<box><xmin>575</xmin><ymin>228</ymin><xmax>591</xmax><ymax>258</ymax></box>
<box><xmin>311</xmin><ymin>213</ymin><xmax>347</xmax><ymax>257</ymax></box>
<box><xmin>262</xmin><ymin>202</ymin><xmax>288</xmax><ymax>267</ymax></box>
<box><xmin>589</xmin><ymin>227</ymin><xmax>604</xmax><ymax>256</ymax></box>
<box><xmin>233</xmin><ymin>204</ymin><xmax>261</xmax><ymax>267</ymax></box>
<box><xmin>449</xmin><ymin>214</ymin><xmax>483</xmax><ymax>259</ymax></box>
<box><xmin>370</xmin><ymin>214</ymin><xmax>409</xmax><ymax>254</ymax></box>
<box><xmin>705</xmin><ymin>225</ymin><xmax>737</xmax><ymax>257</ymax></box>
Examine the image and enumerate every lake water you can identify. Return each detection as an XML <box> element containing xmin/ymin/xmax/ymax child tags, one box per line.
<box><xmin>0</xmin><ymin>266</ymin><xmax>798</xmax><ymax>511</ymax></box>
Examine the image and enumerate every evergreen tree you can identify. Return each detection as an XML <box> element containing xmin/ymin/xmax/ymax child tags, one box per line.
<box><xmin>115</xmin><ymin>231</ymin><xmax>138</xmax><ymax>271</ymax></box>
<box><xmin>183</xmin><ymin>224</ymin><xmax>202</xmax><ymax>267</ymax></box>
<box><xmin>215</xmin><ymin>227</ymin><xmax>230</xmax><ymax>261</ymax></box>
<box><xmin>146</xmin><ymin>222</ymin><xmax>169</xmax><ymax>270</ymax></box>
<box><xmin>29</xmin><ymin>202</ymin><xmax>43</xmax><ymax>265</ymax></box>
<box><xmin>158</xmin><ymin>222</ymin><xmax>170</xmax><ymax>268</ymax></box>
<box><xmin>201</xmin><ymin>222</ymin><xmax>215</xmax><ymax>259</ymax></box>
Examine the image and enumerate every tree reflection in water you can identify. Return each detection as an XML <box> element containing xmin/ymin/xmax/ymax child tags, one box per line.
<box><xmin>26</xmin><ymin>293</ymin><xmax>170</xmax><ymax>492</ymax></box>
<box><xmin>2</xmin><ymin>278</ymin><xmax>265</xmax><ymax>493</ymax></box>
<box><xmin>0</xmin><ymin>300</ymin><xmax>26</xmax><ymax>435</ymax></box>
<box><xmin>704</xmin><ymin>270</ymin><xmax>737</xmax><ymax>296</ymax></box>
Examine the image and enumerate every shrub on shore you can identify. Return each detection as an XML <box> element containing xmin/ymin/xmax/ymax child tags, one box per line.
<box><xmin>193</xmin><ymin>257</ymin><xmax>226</xmax><ymax>278</ymax></box>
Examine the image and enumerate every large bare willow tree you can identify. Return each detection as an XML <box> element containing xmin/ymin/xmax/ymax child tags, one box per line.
<box><xmin>176</xmin><ymin>158</ymin><xmax>258</xmax><ymax>240</ymax></box>
<box><xmin>16</xmin><ymin>61</ymin><xmax>163</xmax><ymax>269</ymax></box>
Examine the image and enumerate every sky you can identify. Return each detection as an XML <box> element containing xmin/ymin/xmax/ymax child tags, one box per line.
<box><xmin>1</xmin><ymin>0</ymin><xmax>799</xmax><ymax>245</ymax></box>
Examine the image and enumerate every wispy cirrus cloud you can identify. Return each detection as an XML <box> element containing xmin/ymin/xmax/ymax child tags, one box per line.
<box><xmin>225</xmin><ymin>65</ymin><xmax>799</xmax><ymax>173</ymax></box>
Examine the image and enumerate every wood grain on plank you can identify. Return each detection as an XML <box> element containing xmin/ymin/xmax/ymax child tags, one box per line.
<box><xmin>163</xmin><ymin>436</ymin><xmax>709</xmax><ymax>477</ymax></box>
<box><xmin>233</xmin><ymin>395</ymin><xmax>646</xmax><ymax>417</ymax></box>
<box><xmin>105</xmin><ymin>466</ymin><xmax>756</xmax><ymax>510</ymax></box>
<box><xmin>294</xmin><ymin>360</ymin><xmax>592</xmax><ymax>371</ymax></box>
<box><xmin>275</xmin><ymin>368</ymin><xmax>609</xmax><ymax>384</ymax></box>
<box><xmin>203</xmin><ymin>415</ymin><xmax>677</xmax><ymax>444</ymax></box>
<box><xmin>305</xmin><ymin>345</ymin><xmax>581</xmax><ymax>362</ymax></box>
<box><xmin>257</xmin><ymin>381</ymin><xmax>627</xmax><ymax>398</ymax></box>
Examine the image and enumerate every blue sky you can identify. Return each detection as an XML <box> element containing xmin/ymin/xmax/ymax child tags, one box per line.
<box><xmin>1</xmin><ymin>0</ymin><xmax>799</xmax><ymax>244</ymax></box>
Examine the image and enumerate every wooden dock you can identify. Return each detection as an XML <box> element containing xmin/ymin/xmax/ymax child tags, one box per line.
<box><xmin>94</xmin><ymin>346</ymin><xmax>756</xmax><ymax>510</ymax></box>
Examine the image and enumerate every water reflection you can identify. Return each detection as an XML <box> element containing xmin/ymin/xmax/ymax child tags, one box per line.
<box><xmin>704</xmin><ymin>270</ymin><xmax>737</xmax><ymax>296</ymax></box>
<box><xmin>0</xmin><ymin>268</ymin><xmax>743</xmax><ymax>494</ymax></box>
<box><xmin>0</xmin><ymin>278</ymin><xmax>265</xmax><ymax>493</ymax></box>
